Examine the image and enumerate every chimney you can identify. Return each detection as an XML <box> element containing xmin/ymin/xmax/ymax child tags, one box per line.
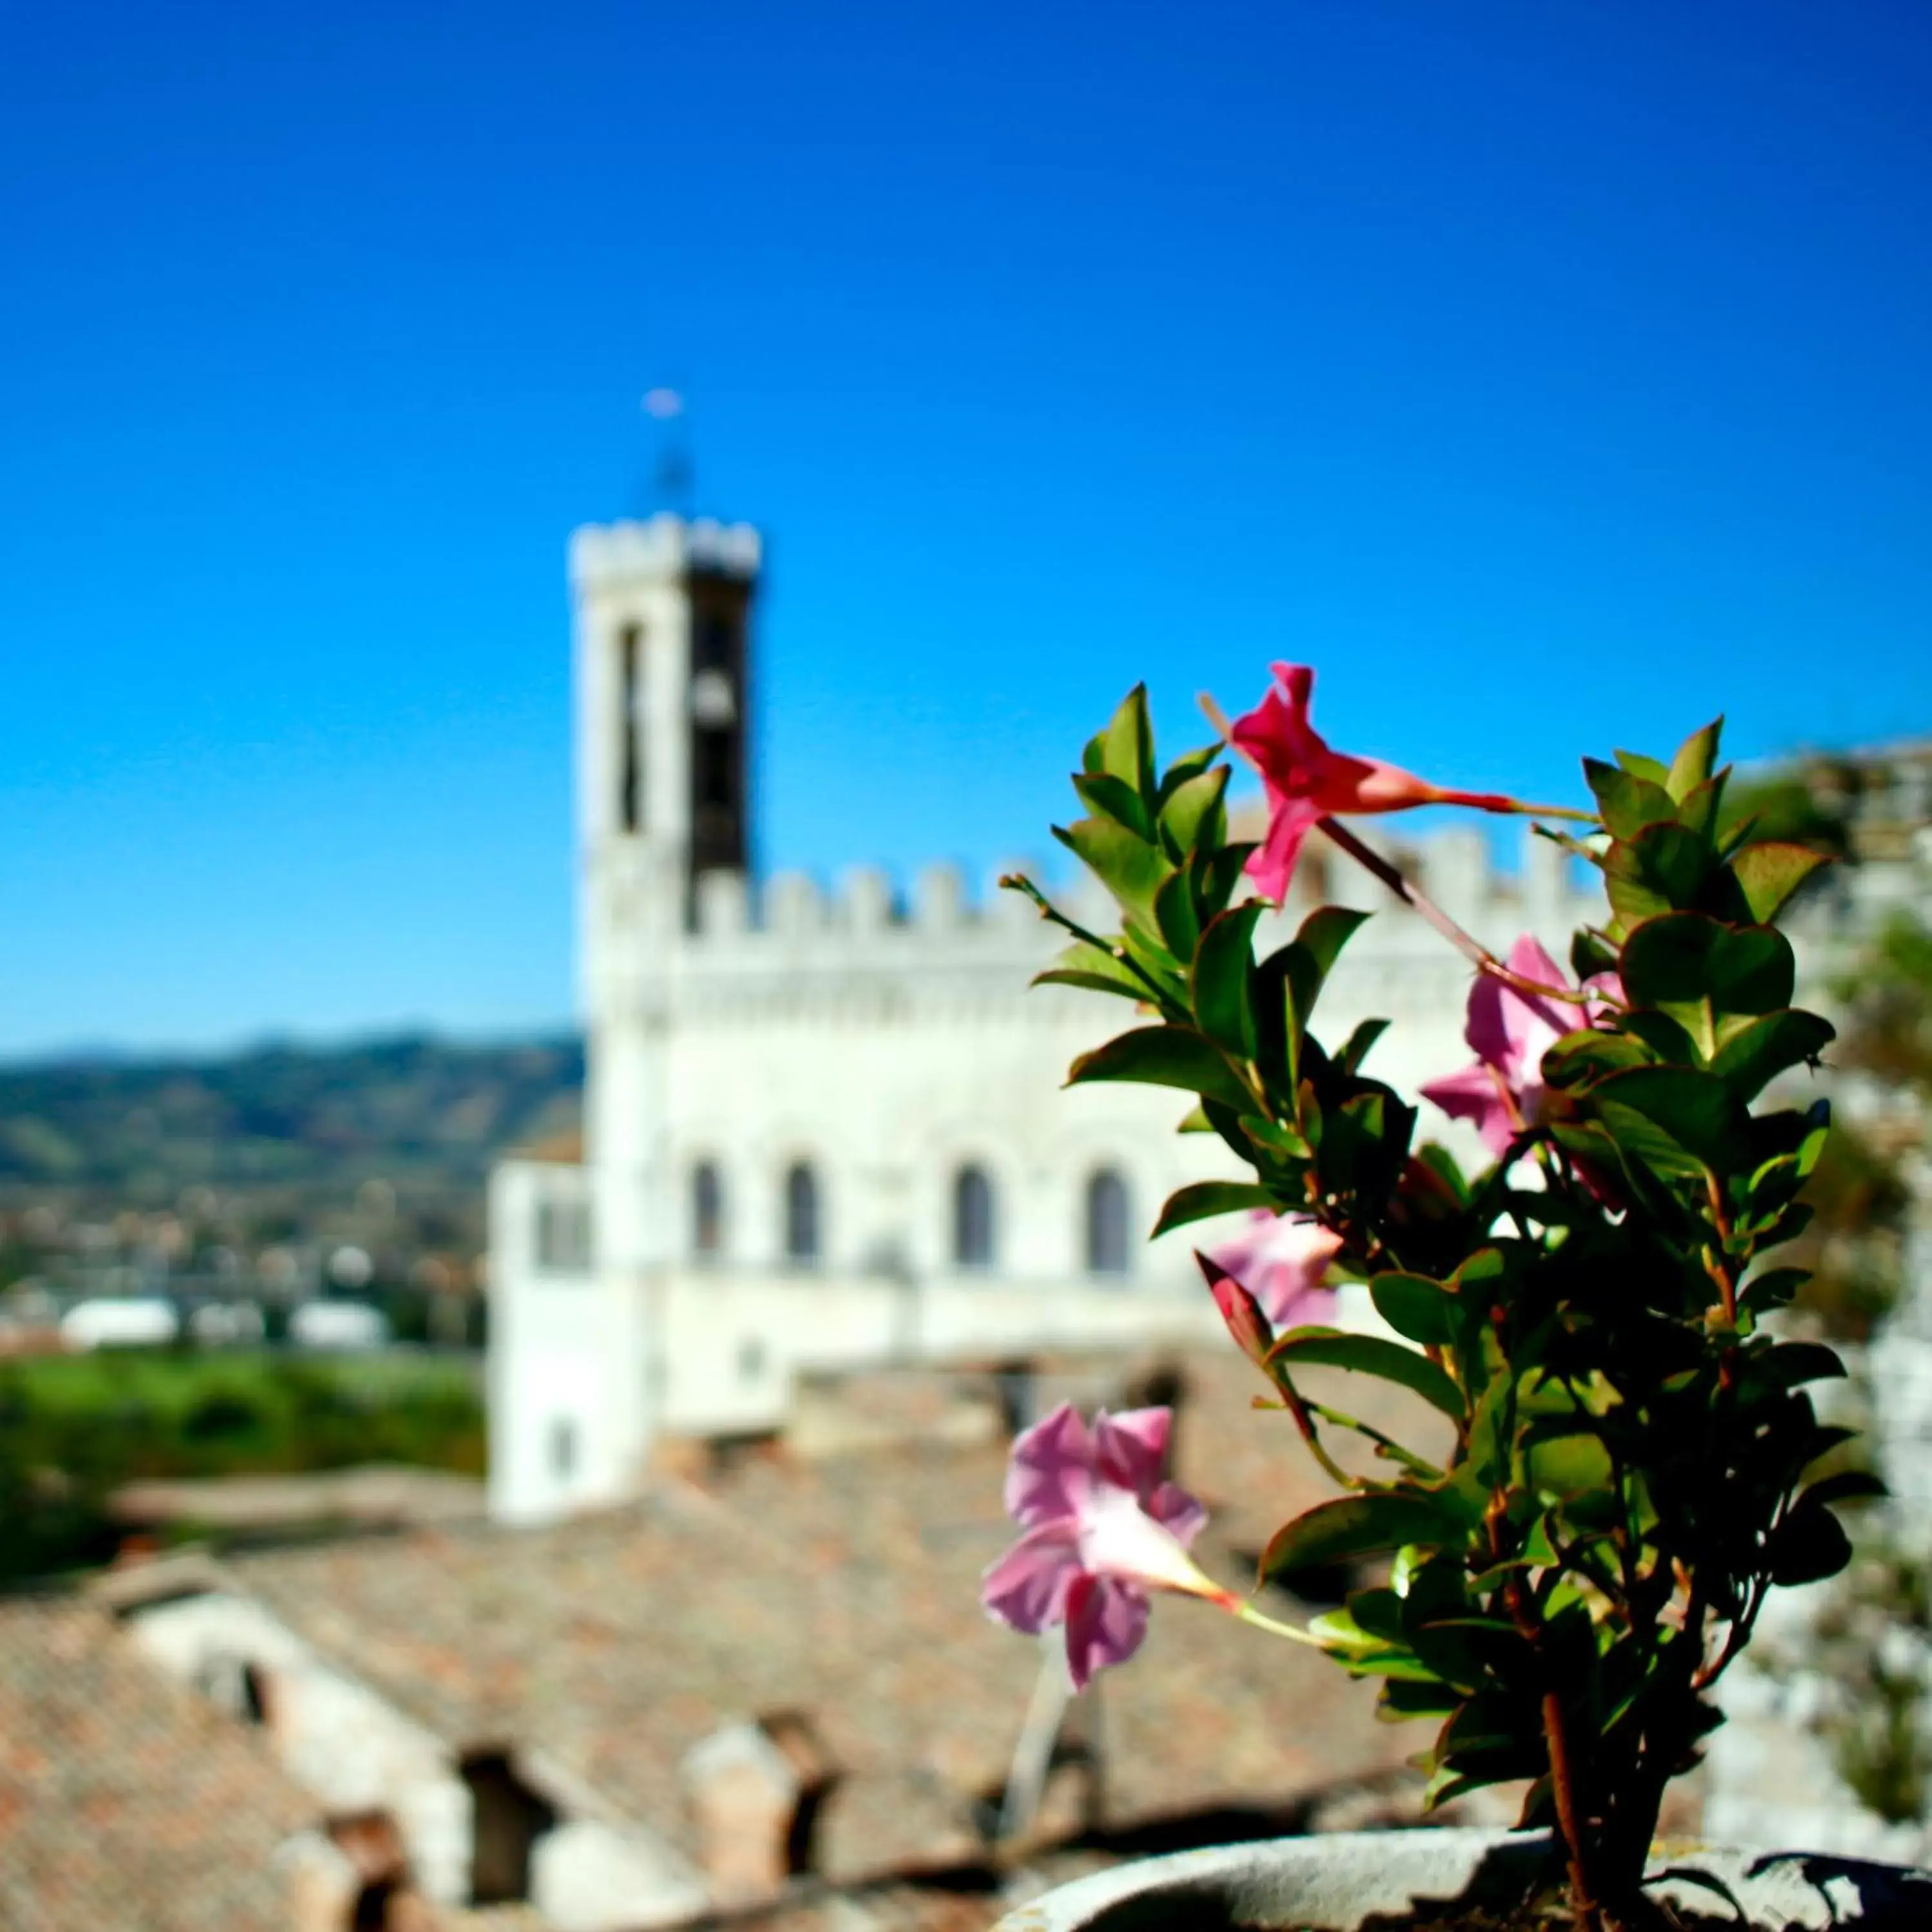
<box><xmin>681</xmin><ymin>1712</ymin><xmax>837</xmax><ymax>1902</ymax></box>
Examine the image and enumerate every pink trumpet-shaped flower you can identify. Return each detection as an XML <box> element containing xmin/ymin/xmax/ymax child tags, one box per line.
<box><xmin>1231</xmin><ymin>663</ymin><xmax>1530</xmax><ymax>902</ymax></box>
<box><xmin>1421</xmin><ymin>935</ymin><xmax>1620</xmax><ymax>1157</ymax></box>
<box><xmin>1206</xmin><ymin>1211</ymin><xmax>1341</xmax><ymax>1330</ymax></box>
<box><xmin>981</xmin><ymin>1403</ymin><xmax>1229</xmax><ymax>1690</ymax></box>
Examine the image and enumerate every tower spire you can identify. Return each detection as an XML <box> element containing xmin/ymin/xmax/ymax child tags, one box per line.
<box><xmin>641</xmin><ymin>386</ymin><xmax>694</xmax><ymax>517</ymax></box>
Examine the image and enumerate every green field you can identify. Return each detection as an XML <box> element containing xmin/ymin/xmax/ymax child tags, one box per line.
<box><xmin>0</xmin><ymin>1349</ymin><xmax>486</xmax><ymax>1585</ymax></box>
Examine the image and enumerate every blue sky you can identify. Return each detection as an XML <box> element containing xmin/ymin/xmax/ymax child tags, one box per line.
<box><xmin>2</xmin><ymin>1</ymin><xmax>1928</xmax><ymax>1057</ymax></box>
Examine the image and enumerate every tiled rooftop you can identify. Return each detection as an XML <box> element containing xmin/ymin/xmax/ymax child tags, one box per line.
<box><xmin>0</xmin><ymin>1591</ymin><xmax>314</xmax><ymax>1931</ymax></box>
<box><xmin>222</xmin><ymin>1350</ymin><xmax>1454</xmax><ymax>1887</ymax></box>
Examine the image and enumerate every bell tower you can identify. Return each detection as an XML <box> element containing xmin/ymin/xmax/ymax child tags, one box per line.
<box><xmin>563</xmin><ymin>514</ymin><xmax>761</xmax><ymax>1493</ymax></box>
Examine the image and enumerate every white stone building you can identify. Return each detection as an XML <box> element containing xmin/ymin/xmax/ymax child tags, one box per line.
<box><xmin>486</xmin><ymin>513</ymin><xmax>1612</xmax><ymax>1525</ymax></box>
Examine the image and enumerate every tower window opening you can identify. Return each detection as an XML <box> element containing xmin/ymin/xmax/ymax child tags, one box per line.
<box><xmin>783</xmin><ymin>1162</ymin><xmax>820</xmax><ymax>1267</ymax></box>
<box><xmin>618</xmin><ymin>624</ymin><xmax>644</xmax><ymax>833</ymax></box>
<box><xmin>953</xmin><ymin>1165</ymin><xmax>996</xmax><ymax>1270</ymax></box>
<box><xmin>693</xmin><ymin>615</ymin><xmax>736</xmax><ymax>675</ymax></box>
<box><xmin>692</xmin><ymin>1161</ymin><xmax>724</xmax><ymax>1261</ymax></box>
<box><xmin>550</xmin><ymin>1417</ymin><xmax>577</xmax><ymax>1481</ymax></box>
<box><xmin>694</xmin><ymin>726</ymin><xmax>738</xmax><ymax>813</ymax></box>
<box><xmin>1085</xmin><ymin>1168</ymin><xmax>1132</xmax><ymax>1278</ymax></box>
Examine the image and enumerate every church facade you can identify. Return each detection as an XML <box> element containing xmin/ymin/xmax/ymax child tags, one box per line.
<box><xmin>486</xmin><ymin>513</ymin><xmax>1614</xmax><ymax>1524</ymax></box>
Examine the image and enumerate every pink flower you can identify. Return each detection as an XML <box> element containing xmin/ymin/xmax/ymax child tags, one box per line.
<box><xmin>1231</xmin><ymin>663</ymin><xmax>1527</xmax><ymax>901</ymax></box>
<box><xmin>1421</xmin><ymin>935</ymin><xmax>1620</xmax><ymax>1157</ymax></box>
<box><xmin>1206</xmin><ymin>1210</ymin><xmax>1341</xmax><ymax>1329</ymax></box>
<box><xmin>981</xmin><ymin>1403</ymin><xmax>1229</xmax><ymax>1689</ymax></box>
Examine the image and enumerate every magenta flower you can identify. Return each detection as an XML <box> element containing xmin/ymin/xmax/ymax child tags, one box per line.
<box><xmin>1206</xmin><ymin>1210</ymin><xmax>1341</xmax><ymax>1329</ymax></box>
<box><xmin>1232</xmin><ymin>663</ymin><xmax>1529</xmax><ymax>901</ymax></box>
<box><xmin>1421</xmin><ymin>935</ymin><xmax>1620</xmax><ymax>1157</ymax></box>
<box><xmin>981</xmin><ymin>1403</ymin><xmax>1229</xmax><ymax>1689</ymax></box>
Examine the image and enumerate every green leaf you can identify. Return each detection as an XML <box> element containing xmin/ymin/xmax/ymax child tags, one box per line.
<box><xmin>1525</xmin><ymin>1428</ymin><xmax>1615</xmax><ymax>1501</ymax></box>
<box><xmin>1296</xmin><ymin>904</ymin><xmax>1374</xmax><ymax>982</ymax></box>
<box><xmin>1192</xmin><ymin>902</ymin><xmax>1264</xmax><ymax>1058</ymax></box>
<box><xmin>1156</xmin><ymin>742</ymin><xmax>1223</xmax><ymax>806</ymax></box>
<box><xmin>1032</xmin><ymin>940</ymin><xmax>1151</xmax><ymax>1002</ymax></box>
<box><xmin>1798</xmin><ymin>1470</ymin><xmax>1887</xmax><ymax>1512</ymax></box>
<box><xmin>1666</xmin><ymin>717</ymin><xmax>1724</xmax><ymax>802</ymax></box>
<box><xmin>1766</xmin><ymin>1504</ymin><xmax>1853</xmax><ymax>1586</ymax></box>
<box><xmin>1151</xmin><ymin>1180</ymin><xmax>1278</xmax><ymax>1237</ymax></box>
<box><xmin>1619</xmin><ymin>913</ymin><xmax>1795</xmax><ymax>1056</ymax></box>
<box><xmin>1739</xmin><ymin>1267</ymin><xmax>1809</xmax><ymax>1317</ymax></box>
<box><xmin>1589</xmin><ymin>1065</ymin><xmax>1751</xmax><ymax>1178</ymax></box>
<box><xmin>1267</xmin><ymin>1329</ymin><xmax>1464</xmax><ymax>1419</ymax></box>
<box><xmin>1066</xmin><ymin>1025</ymin><xmax>1253</xmax><ymax>1112</ymax></box>
<box><xmin>1260</xmin><ymin>1491</ymin><xmax>1464</xmax><ymax>1580</ymax></box>
<box><xmin>1708</xmin><ymin>1009</ymin><xmax>1835</xmax><ymax>1103</ymax></box>
<box><xmin>1369</xmin><ymin>1273</ymin><xmax>1461</xmax><ymax>1347</ymax></box>
<box><xmin>1729</xmin><ymin>841</ymin><xmax>1832</xmax><ymax>924</ymax></box>
<box><xmin>1752</xmin><ymin>1340</ymin><xmax>1847</xmax><ymax>1391</ymax></box>
<box><xmin>1606</xmin><ymin>820</ymin><xmax>1710</xmax><ymax>916</ymax></box>
<box><xmin>1191</xmin><ymin>841</ymin><xmax>1257</xmax><ymax>920</ymax></box>
<box><xmin>1571</xmin><ymin>928</ymin><xmax>1621</xmax><ymax>982</ymax></box>
<box><xmin>1159</xmin><ymin>764</ymin><xmax>1229</xmax><ymax>858</ymax></box>
<box><xmin>1070</xmin><ymin>770</ymin><xmax>1152</xmax><ymax>840</ymax></box>
<box><xmin>1614</xmin><ymin>749</ymin><xmax>1672</xmax><ymax>786</ymax></box>
<box><xmin>1585</xmin><ymin>759</ymin><xmax>1679</xmax><ymax>839</ymax></box>
<box><xmin>1337</xmin><ymin>1018</ymin><xmax>1390</xmax><ymax>1075</ymax></box>
<box><xmin>1099</xmin><ymin>683</ymin><xmax>1155</xmax><ymax>800</ymax></box>
<box><xmin>1153</xmin><ymin>871</ymin><xmax>1200</xmax><ymax>961</ymax></box>
<box><xmin>1542</xmin><ymin>1028</ymin><xmax>1655</xmax><ymax>1090</ymax></box>
<box><xmin>1052</xmin><ymin>818</ymin><xmax>1171</xmax><ymax>927</ymax></box>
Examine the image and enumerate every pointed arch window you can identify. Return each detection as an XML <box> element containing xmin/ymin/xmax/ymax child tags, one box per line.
<box><xmin>692</xmin><ymin>1161</ymin><xmax>724</xmax><ymax>1262</ymax></box>
<box><xmin>784</xmin><ymin>1162</ymin><xmax>820</xmax><ymax>1267</ymax></box>
<box><xmin>1084</xmin><ymin>1168</ymin><xmax>1132</xmax><ymax>1278</ymax></box>
<box><xmin>953</xmin><ymin>1164</ymin><xmax>996</xmax><ymax>1269</ymax></box>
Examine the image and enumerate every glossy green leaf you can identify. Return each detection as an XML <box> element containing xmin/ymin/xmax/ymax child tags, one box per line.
<box><xmin>1153</xmin><ymin>871</ymin><xmax>1200</xmax><ymax>961</ymax></box>
<box><xmin>1151</xmin><ymin>1179</ymin><xmax>1278</xmax><ymax>1236</ymax></box>
<box><xmin>1665</xmin><ymin>717</ymin><xmax>1724</xmax><ymax>802</ymax></box>
<box><xmin>1370</xmin><ymin>1272</ymin><xmax>1461</xmax><ymax>1347</ymax></box>
<box><xmin>1192</xmin><ymin>902</ymin><xmax>1263</xmax><ymax>1058</ymax></box>
<box><xmin>1159</xmin><ymin>763</ymin><xmax>1229</xmax><ymax>858</ymax></box>
<box><xmin>1729</xmin><ymin>841</ymin><xmax>1832</xmax><ymax>924</ymax></box>
<box><xmin>1267</xmin><ymin>1328</ymin><xmax>1464</xmax><ymax>1419</ymax></box>
<box><xmin>1260</xmin><ymin>1490</ymin><xmax>1463</xmax><ymax>1580</ymax></box>
<box><xmin>1066</xmin><ymin>1025</ymin><xmax>1252</xmax><ymax>1112</ymax></box>
<box><xmin>1051</xmin><ymin>818</ymin><xmax>1171</xmax><ymax>927</ymax></box>
<box><xmin>1589</xmin><ymin>1065</ymin><xmax>1751</xmax><ymax>1177</ymax></box>
<box><xmin>1032</xmin><ymin>940</ymin><xmax>1150</xmax><ymax>1002</ymax></box>
<box><xmin>1614</xmin><ymin>749</ymin><xmax>1671</xmax><ymax>787</ymax></box>
<box><xmin>1798</xmin><ymin>1470</ymin><xmax>1886</xmax><ymax>1512</ymax></box>
<box><xmin>1336</xmin><ymin>1017</ymin><xmax>1390</xmax><ymax>1075</ymax></box>
<box><xmin>1752</xmin><ymin>1340</ymin><xmax>1847</xmax><ymax>1391</ymax></box>
<box><xmin>1766</xmin><ymin>1504</ymin><xmax>1853</xmax><ymax>1587</ymax></box>
<box><xmin>1708</xmin><ymin>1009</ymin><xmax>1835</xmax><ymax>1103</ymax></box>
<box><xmin>1619</xmin><ymin>913</ymin><xmax>1795</xmax><ymax>1056</ymax></box>
<box><xmin>1156</xmin><ymin>741</ymin><xmax>1223</xmax><ymax>806</ymax></box>
<box><xmin>1585</xmin><ymin>759</ymin><xmax>1679</xmax><ymax>840</ymax></box>
<box><xmin>1070</xmin><ymin>770</ymin><xmax>1152</xmax><ymax>840</ymax></box>
<box><xmin>1099</xmin><ymin>683</ymin><xmax>1155</xmax><ymax>799</ymax></box>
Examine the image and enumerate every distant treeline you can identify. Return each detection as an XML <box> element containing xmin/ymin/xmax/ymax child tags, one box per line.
<box><xmin>0</xmin><ymin>1033</ymin><xmax>583</xmax><ymax>1200</ymax></box>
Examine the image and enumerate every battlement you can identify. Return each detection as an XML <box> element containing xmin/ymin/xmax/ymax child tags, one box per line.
<box><xmin>571</xmin><ymin>514</ymin><xmax>762</xmax><ymax>592</ymax></box>
<box><xmin>670</xmin><ymin>824</ymin><xmax>1604</xmax><ymax>954</ymax></box>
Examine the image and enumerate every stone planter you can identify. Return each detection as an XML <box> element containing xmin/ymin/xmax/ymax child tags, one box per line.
<box><xmin>993</xmin><ymin>1827</ymin><xmax>1932</xmax><ymax>1931</ymax></box>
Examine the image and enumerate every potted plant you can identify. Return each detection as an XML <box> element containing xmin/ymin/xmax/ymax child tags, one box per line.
<box><xmin>980</xmin><ymin>667</ymin><xmax>1932</xmax><ymax>1931</ymax></box>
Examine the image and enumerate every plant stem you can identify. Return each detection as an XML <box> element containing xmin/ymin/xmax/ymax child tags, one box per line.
<box><xmin>1541</xmin><ymin>1687</ymin><xmax>1607</xmax><ymax>1932</ymax></box>
<box><xmin>1316</xmin><ymin>819</ymin><xmax>1603</xmax><ymax>1009</ymax></box>
<box><xmin>1231</xmin><ymin>1598</ymin><xmax>1329</xmax><ymax>1646</ymax></box>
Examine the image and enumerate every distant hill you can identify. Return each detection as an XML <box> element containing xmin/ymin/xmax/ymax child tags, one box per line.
<box><xmin>0</xmin><ymin>1034</ymin><xmax>584</xmax><ymax>1202</ymax></box>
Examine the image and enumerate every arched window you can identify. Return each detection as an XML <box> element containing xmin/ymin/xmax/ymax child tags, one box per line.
<box><xmin>953</xmin><ymin>1164</ymin><xmax>996</xmax><ymax>1269</ymax></box>
<box><xmin>692</xmin><ymin>1161</ymin><xmax>724</xmax><ymax>1261</ymax></box>
<box><xmin>784</xmin><ymin>1162</ymin><xmax>820</xmax><ymax>1267</ymax></box>
<box><xmin>1085</xmin><ymin>1168</ymin><xmax>1132</xmax><ymax>1278</ymax></box>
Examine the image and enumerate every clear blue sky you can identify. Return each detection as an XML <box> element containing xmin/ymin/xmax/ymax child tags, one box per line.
<box><xmin>3</xmin><ymin>1</ymin><xmax>1928</xmax><ymax>1057</ymax></box>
